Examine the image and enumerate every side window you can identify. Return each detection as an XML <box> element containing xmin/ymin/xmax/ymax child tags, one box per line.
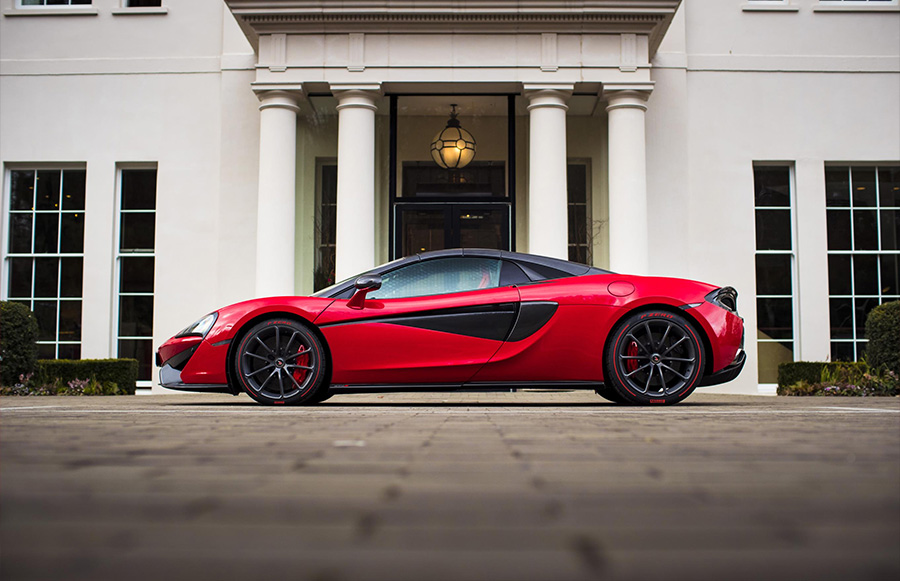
<box><xmin>371</xmin><ymin>258</ymin><xmax>502</xmax><ymax>299</ymax></box>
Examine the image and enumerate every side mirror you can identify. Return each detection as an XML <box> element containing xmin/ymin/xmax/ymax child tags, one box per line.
<box><xmin>347</xmin><ymin>275</ymin><xmax>382</xmax><ymax>309</ymax></box>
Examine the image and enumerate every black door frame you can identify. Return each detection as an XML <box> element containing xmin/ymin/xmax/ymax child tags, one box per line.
<box><xmin>388</xmin><ymin>94</ymin><xmax>517</xmax><ymax>260</ymax></box>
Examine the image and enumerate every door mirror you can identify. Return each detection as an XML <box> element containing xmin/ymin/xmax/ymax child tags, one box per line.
<box><xmin>348</xmin><ymin>275</ymin><xmax>382</xmax><ymax>309</ymax></box>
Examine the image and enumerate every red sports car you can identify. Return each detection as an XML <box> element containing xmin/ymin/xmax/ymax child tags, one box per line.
<box><xmin>156</xmin><ymin>249</ymin><xmax>745</xmax><ymax>405</ymax></box>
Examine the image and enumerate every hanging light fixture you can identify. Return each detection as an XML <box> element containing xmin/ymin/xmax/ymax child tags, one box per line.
<box><xmin>430</xmin><ymin>104</ymin><xmax>476</xmax><ymax>169</ymax></box>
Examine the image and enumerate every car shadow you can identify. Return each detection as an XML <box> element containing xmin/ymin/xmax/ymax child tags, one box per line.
<box><xmin>166</xmin><ymin>400</ymin><xmax>734</xmax><ymax>408</ymax></box>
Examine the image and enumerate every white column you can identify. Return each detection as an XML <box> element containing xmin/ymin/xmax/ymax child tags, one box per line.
<box><xmin>332</xmin><ymin>84</ymin><xmax>381</xmax><ymax>281</ymax></box>
<box><xmin>605</xmin><ymin>88</ymin><xmax>651</xmax><ymax>275</ymax></box>
<box><xmin>255</xmin><ymin>89</ymin><xmax>301</xmax><ymax>297</ymax></box>
<box><xmin>525</xmin><ymin>85</ymin><xmax>572</xmax><ymax>260</ymax></box>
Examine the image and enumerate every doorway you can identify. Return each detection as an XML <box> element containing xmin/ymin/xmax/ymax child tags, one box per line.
<box><xmin>395</xmin><ymin>204</ymin><xmax>510</xmax><ymax>257</ymax></box>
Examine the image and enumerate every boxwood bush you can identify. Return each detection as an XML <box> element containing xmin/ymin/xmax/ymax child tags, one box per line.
<box><xmin>865</xmin><ymin>300</ymin><xmax>900</xmax><ymax>375</ymax></box>
<box><xmin>777</xmin><ymin>361</ymin><xmax>868</xmax><ymax>391</ymax></box>
<box><xmin>36</xmin><ymin>359</ymin><xmax>139</xmax><ymax>395</ymax></box>
<box><xmin>0</xmin><ymin>301</ymin><xmax>39</xmax><ymax>386</ymax></box>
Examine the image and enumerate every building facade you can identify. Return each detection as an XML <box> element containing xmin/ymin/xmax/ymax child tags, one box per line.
<box><xmin>1</xmin><ymin>0</ymin><xmax>898</xmax><ymax>393</ymax></box>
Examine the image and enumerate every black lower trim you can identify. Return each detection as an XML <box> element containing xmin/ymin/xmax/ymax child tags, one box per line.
<box><xmin>697</xmin><ymin>350</ymin><xmax>746</xmax><ymax>387</ymax></box>
<box><xmin>329</xmin><ymin>381</ymin><xmax>604</xmax><ymax>393</ymax></box>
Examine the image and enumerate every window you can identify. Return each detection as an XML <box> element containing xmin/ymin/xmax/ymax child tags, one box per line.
<box><xmin>370</xmin><ymin>258</ymin><xmax>502</xmax><ymax>299</ymax></box>
<box><xmin>116</xmin><ymin>168</ymin><xmax>156</xmax><ymax>382</ymax></box>
<box><xmin>18</xmin><ymin>1</ymin><xmax>91</xmax><ymax>6</ymax></box>
<box><xmin>125</xmin><ymin>0</ymin><xmax>161</xmax><ymax>6</ymax></box>
<box><xmin>314</xmin><ymin>161</ymin><xmax>337</xmax><ymax>292</ymax></box>
<box><xmin>5</xmin><ymin>168</ymin><xmax>85</xmax><ymax>359</ymax></box>
<box><xmin>754</xmin><ymin>165</ymin><xmax>796</xmax><ymax>384</ymax></box>
<box><xmin>567</xmin><ymin>162</ymin><xmax>592</xmax><ymax>265</ymax></box>
<box><xmin>826</xmin><ymin>166</ymin><xmax>900</xmax><ymax>362</ymax></box>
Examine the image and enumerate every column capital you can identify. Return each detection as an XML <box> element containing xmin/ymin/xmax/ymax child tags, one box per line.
<box><xmin>602</xmin><ymin>83</ymin><xmax>654</xmax><ymax>112</ymax></box>
<box><xmin>330</xmin><ymin>83</ymin><xmax>382</xmax><ymax>112</ymax></box>
<box><xmin>252</xmin><ymin>83</ymin><xmax>304</xmax><ymax>114</ymax></box>
<box><xmin>523</xmin><ymin>84</ymin><xmax>574</xmax><ymax>111</ymax></box>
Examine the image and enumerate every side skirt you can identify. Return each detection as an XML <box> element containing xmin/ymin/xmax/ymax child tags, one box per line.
<box><xmin>328</xmin><ymin>381</ymin><xmax>605</xmax><ymax>394</ymax></box>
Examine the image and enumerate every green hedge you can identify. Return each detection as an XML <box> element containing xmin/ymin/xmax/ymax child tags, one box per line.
<box><xmin>0</xmin><ymin>301</ymin><xmax>39</xmax><ymax>386</ymax></box>
<box><xmin>865</xmin><ymin>300</ymin><xmax>900</xmax><ymax>375</ymax></box>
<box><xmin>777</xmin><ymin>361</ymin><xmax>868</xmax><ymax>391</ymax></box>
<box><xmin>37</xmin><ymin>359</ymin><xmax>139</xmax><ymax>395</ymax></box>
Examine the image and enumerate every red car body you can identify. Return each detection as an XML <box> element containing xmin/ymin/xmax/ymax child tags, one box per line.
<box><xmin>157</xmin><ymin>249</ymin><xmax>745</xmax><ymax>405</ymax></box>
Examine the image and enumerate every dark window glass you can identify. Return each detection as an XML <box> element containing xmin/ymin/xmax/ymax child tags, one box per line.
<box><xmin>58</xmin><ymin>301</ymin><xmax>82</xmax><ymax>342</ymax></box>
<box><xmin>120</xmin><ymin>213</ymin><xmax>156</xmax><ymax>251</ymax></box>
<box><xmin>119</xmin><ymin>339</ymin><xmax>153</xmax><ymax>381</ymax></box>
<box><xmin>756</xmin><ymin>297</ymin><xmax>793</xmax><ymax>340</ymax></box>
<box><xmin>33</xmin><ymin>300</ymin><xmax>57</xmax><ymax>341</ymax></box>
<box><xmin>38</xmin><ymin>343</ymin><xmax>56</xmax><ymax>360</ymax></box>
<box><xmin>755</xmin><ymin>254</ymin><xmax>792</xmax><ymax>296</ymax></box>
<box><xmin>60</xmin><ymin>213</ymin><xmax>85</xmax><ymax>253</ymax></box>
<box><xmin>856</xmin><ymin>341</ymin><xmax>868</xmax><ymax>360</ymax></box>
<box><xmin>881</xmin><ymin>255</ymin><xmax>899</xmax><ymax>296</ymax></box>
<box><xmin>881</xmin><ymin>210</ymin><xmax>898</xmax><ymax>251</ymax></box>
<box><xmin>62</xmin><ymin>170</ymin><xmax>86</xmax><ymax>211</ymax></box>
<box><xmin>8</xmin><ymin>258</ymin><xmax>33</xmax><ymax>298</ymax></box>
<box><xmin>831</xmin><ymin>342</ymin><xmax>854</xmax><ymax>362</ymax></box>
<box><xmin>120</xmin><ymin>257</ymin><xmax>155</xmax><ymax>293</ymax></box>
<box><xmin>569</xmin><ymin>245</ymin><xmax>588</xmax><ymax>265</ymax></box>
<box><xmin>828</xmin><ymin>254</ymin><xmax>852</xmax><ymax>296</ymax></box>
<box><xmin>851</xmin><ymin>168</ymin><xmax>877</xmax><ymax>208</ymax></box>
<box><xmin>33</xmin><ymin>214</ymin><xmax>59</xmax><ymax>253</ymax></box>
<box><xmin>10</xmin><ymin>170</ymin><xmax>35</xmax><ymax>210</ymax></box>
<box><xmin>856</xmin><ymin>297</ymin><xmax>880</xmax><ymax>337</ymax></box>
<box><xmin>118</xmin><ymin>295</ymin><xmax>154</xmax><ymax>337</ymax></box>
<box><xmin>371</xmin><ymin>257</ymin><xmax>502</xmax><ymax>299</ymax></box>
<box><xmin>121</xmin><ymin>170</ymin><xmax>157</xmax><ymax>210</ymax></box>
<box><xmin>9</xmin><ymin>213</ymin><xmax>33</xmax><ymax>254</ymax></box>
<box><xmin>314</xmin><ymin>164</ymin><xmax>338</xmax><ymax>292</ymax></box>
<box><xmin>878</xmin><ymin>167</ymin><xmax>900</xmax><ymax>208</ymax></box>
<box><xmin>826</xmin><ymin>210</ymin><xmax>851</xmax><ymax>251</ymax></box>
<box><xmin>754</xmin><ymin>167</ymin><xmax>791</xmax><ymax>207</ymax></box>
<box><xmin>321</xmin><ymin>204</ymin><xmax>336</xmax><ymax>246</ymax></box>
<box><xmin>755</xmin><ymin>210</ymin><xmax>792</xmax><ymax>250</ymax></box>
<box><xmin>829</xmin><ymin>298</ymin><xmax>854</xmax><ymax>339</ymax></box>
<box><xmin>35</xmin><ymin>171</ymin><xmax>60</xmax><ymax>211</ymax></box>
<box><xmin>127</xmin><ymin>0</ymin><xmax>162</xmax><ymax>7</ymax></box>
<box><xmin>33</xmin><ymin>258</ymin><xmax>59</xmax><ymax>298</ymax></box>
<box><xmin>568</xmin><ymin>164</ymin><xmax>587</xmax><ymax>204</ymax></box>
<box><xmin>57</xmin><ymin>344</ymin><xmax>81</xmax><ymax>360</ymax></box>
<box><xmin>825</xmin><ymin>167</ymin><xmax>850</xmax><ymax>208</ymax></box>
<box><xmin>853</xmin><ymin>210</ymin><xmax>878</xmax><ymax>250</ymax></box>
<box><xmin>853</xmin><ymin>255</ymin><xmax>879</xmax><ymax>296</ymax></box>
<box><xmin>568</xmin><ymin>205</ymin><xmax>587</xmax><ymax>244</ymax></box>
<box><xmin>60</xmin><ymin>258</ymin><xmax>83</xmax><ymax>298</ymax></box>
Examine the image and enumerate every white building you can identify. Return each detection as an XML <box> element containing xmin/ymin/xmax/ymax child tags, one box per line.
<box><xmin>1</xmin><ymin>0</ymin><xmax>898</xmax><ymax>393</ymax></box>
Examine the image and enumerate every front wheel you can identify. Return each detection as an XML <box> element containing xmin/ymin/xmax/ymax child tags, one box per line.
<box><xmin>233</xmin><ymin>318</ymin><xmax>328</xmax><ymax>405</ymax></box>
<box><xmin>604</xmin><ymin>310</ymin><xmax>704</xmax><ymax>405</ymax></box>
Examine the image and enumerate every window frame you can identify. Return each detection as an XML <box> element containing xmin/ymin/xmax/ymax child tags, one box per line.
<box><xmin>368</xmin><ymin>256</ymin><xmax>504</xmax><ymax>300</ymax></box>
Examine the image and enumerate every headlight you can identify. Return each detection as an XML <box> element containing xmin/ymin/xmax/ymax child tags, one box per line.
<box><xmin>176</xmin><ymin>312</ymin><xmax>218</xmax><ymax>338</ymax></box>
<box><xmin>705</xmin><ymin>287</ymin><xmax>738</xmax><ymax>314</ymax></box>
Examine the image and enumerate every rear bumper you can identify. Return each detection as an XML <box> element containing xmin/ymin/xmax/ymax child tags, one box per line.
<box><xmin>159</xmin><ymin>363</ymin><xmax>231</xmax><ymax>393</ymax></box>
<box><xmin>697</xmin><ymin>349</ymin><xmax>746</xmax><ymax>387</ymax></box>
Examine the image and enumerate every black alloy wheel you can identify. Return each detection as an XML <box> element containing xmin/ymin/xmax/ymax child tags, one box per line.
<box><xmin>605</xmin><ymin>310</ymin><xmax>704</xmax><ymax>405</ymax></box>
<box><xmin>234</xmin><ymin>318</ymin><xmax>327</xmax><ymax>405</ymax></box>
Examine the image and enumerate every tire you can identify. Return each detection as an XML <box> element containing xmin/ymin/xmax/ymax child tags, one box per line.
<box><xmin>233</xmin><ymin>318</ymin><xmax>328</xmax><ymax>405</ymax></box>
<box><xmin>604</xmin><ymin>310</ymin><xmax>704</xmax><ymax>405</ymax></box>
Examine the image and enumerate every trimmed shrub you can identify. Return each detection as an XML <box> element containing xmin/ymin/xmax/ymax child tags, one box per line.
<box><xmin>777</xmin><ymin>361</ymin><xmax>868</xmax><ymax>392</ymax></box>
<box><xmin>865</xmin><ymin>300</ymin><xmax>900</xmax><ymax>375</ymax></box>
<box><xmin>778</xmin><ymin>360</ymin><xmax>899</xmax><ymax>397</ymax></box>
<box><xmin>36</xmin><ymin>359</ymin><xmax>139</xmax><ymax>395</ymax></box>
<box><xmin>0</xmin><ymin>301</ymin><xmax>39</xmax><ymax>386</ymax></box>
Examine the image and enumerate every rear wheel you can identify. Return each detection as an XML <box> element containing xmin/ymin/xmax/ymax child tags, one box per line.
<box><xmin>234</xmin><ymin>318</ymin><xmax>327</xmax><ymax>405</ymax></box>
<box><xmin>604</xmin><ymin>310</ymin><xmax>704</xmax><ymax>405</ymax></box>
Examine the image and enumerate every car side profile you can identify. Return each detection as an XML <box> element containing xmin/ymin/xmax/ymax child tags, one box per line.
<box><xmin>156</xmin><ymin>249</ymin><xmax>745</xmax><ymax>405</ymax></box>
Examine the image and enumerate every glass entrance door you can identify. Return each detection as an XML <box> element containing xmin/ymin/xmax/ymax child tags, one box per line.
<box><xmin>396</xmin><ymin>204</ymin><xmax>510</xmax><ymax>258</ymax></box>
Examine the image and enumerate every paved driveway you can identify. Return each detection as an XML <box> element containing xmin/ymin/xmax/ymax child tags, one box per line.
<box><xmin>2</xmin><ymin>392</ymin><xmax>898</xmax><ymax>581</ymax></box>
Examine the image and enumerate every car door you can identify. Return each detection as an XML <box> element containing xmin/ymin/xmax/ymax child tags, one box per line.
<box><xmin>315</xmin><ymin>256</ymin><xmax>520</xmax><ymax>385</ymax></box>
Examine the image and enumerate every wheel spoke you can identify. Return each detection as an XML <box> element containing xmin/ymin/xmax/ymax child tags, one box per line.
<box><xmin>661</xmin><ymin>336</ymin><xmax>687</xmax><ymax>356</ymax></box>
<box><xmin>664</xmin><ymin>356</ymin><xmax>696</xmax><ymax>363</ymax></box>
<box><xmin>274</xmin><ymin>326</ymin><xmax>281</xmax><ymax>354</ymax></box>
<box><xmin>658</xmin><ymin>324</ymin><xmax>671</xmax><ymax>352</ymax></box>
<box><xmin>258</xmin><ymin>368</ymin><xmax>278</xmax><ymax>390</ymax></box>
<box><xmin>283</xmin><ymin>331</ymin><xmax>298</xmax><ymax>355</ymax></box>
<box><xmin>643</xmin><ymin>365</ymin><xmax>654</xmax><ymax>393</ymax></box>
<box><xmin>626</xmin><ymin>334</ymin><xmax>650</xmax><ymax>354</ymax></box>
<box><xmin>244</xmin><ymin>352</ymin><xmax>269</xmax><ymax>363</ymax></box>
<box><xmin>255</xmin><ymin>335</ymin><xmax>275</xmax><ymax>355</ymax></box>
<box><xmin>244</xmin><ymin>363</ymin><xmax>275</xmax><ymax>377</ymax></box>
<box><xmin>659</xmin><ymin>365</ymin><xmax>668</xmax><ymax>393</ymax></box>
<box><xmin>619</xmin><ymin>355</ymin><xmax>648</xmax><ymax>360</ymax></box>
<box><xmin>285</xmin><ymin>370</ymin><xmax>303</xmax><ymax>391</ymax></box>
<box><xmin>286</xmin><ymin>364</ymin><xmax>313</xmax><ymax>370</ymax></box>
<box><xmin>624</xmin><ymin>362</ymin><xmax>652</xmax><ymax>378</ymax></box>
<box><xmin>277</xmin><ymin>369</ymin><xmax>285</xmax><ymax>398</ymax></box>
<box><xmin>284</xmin><ymin>348</ymin><xmax>310</xmax><ymax>362</ymax></box>
<box><xmin>642</xmin><ymin>322</ymin><xmax>655</xmax><ymax>351</ymax></box>
<box><xmin>660</xmin><ymin>362</ymin><xmax>689</xmax><ymax>381</ymax></box>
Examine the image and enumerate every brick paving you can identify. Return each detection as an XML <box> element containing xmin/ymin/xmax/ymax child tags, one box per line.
<box><xmin>1</xmin><ymin>391</ymin><xmax>898</xmax><ymax>581</ymax></box>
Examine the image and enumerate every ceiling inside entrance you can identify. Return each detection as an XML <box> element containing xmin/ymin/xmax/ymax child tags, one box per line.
<box><xmin>307</xmin><ymin>94</ymin><xmax>601</xmax><ymax>117</ymax></box>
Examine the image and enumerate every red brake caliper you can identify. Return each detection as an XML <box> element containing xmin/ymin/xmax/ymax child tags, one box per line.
<box><xmin>292</xmin><ymin>348</ymin><xmax>309</xmax><ymax>385</ymax></box>
<box><xmin>626</xmin><ymin>341</ymin><xmax>639</xmax><ymax>373</ymax></box>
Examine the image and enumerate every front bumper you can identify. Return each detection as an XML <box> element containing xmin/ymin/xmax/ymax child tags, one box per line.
<box><xmin>697</xmin><ymin>349</ymin><xmax>746</xmax><ymax>387</ymax></box>
<box><xmin>159</xmin><ymin>363</ymin><xmax>230</xmax><ymax>393</ymax></box>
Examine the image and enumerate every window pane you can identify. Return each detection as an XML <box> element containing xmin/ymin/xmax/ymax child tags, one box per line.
<box><xmin>33</xmin><ymin>300</ymin><xmax>57</xmax><ymax>342</ymax></box>
<box><xmin>10</xmin><ymin>170</ymin><xmax>35</xmax><ymax>210</ymax></box>
<box><xmin>60</xmin><ymin>213</ymin><xmax>85</xmax><ymax>253</ymax></box>
<box><xmin>754</xmin><ymin>167</ymin><xmax>790</xmax><ymax>207</ymax></box>
<box><xmin>121</xmin><ymin>170</ymin><xmax>157</xmax><ymax>210</ymax></box>
<box><xmin>755</xmin><ymin>210</ymin><xmax>792</xmax><ymax>250</ymax></box>
<box><xmin>856</xmin><ymin>297</ymin><xmax>879</xmax><ymax>337</ymax></box>
<box><xmin>38</xmin><ymin>343</ymin><xmax>56</xmax><ymax>360</ymax></box>
<box><xmin>831</xmin><ymin>342</ymin><xmax>854</xmax><ymax>362</ymax></box>
<box><xmin>881</xmin><ymin>210</ymin><xmax>899</xmax><ymax>251</ymax></box>
<box><xmin>120</xmin><ymin>213</ymin><xmax>156</xmax><ymax>251</ymax></box>
<box><xmin>755</xmin><ymin>254</ymin><xmax>792</xmax><ymax>296</ymax></box>
<box><xmin>879</xmin><ymin>167</ymin><xmax>900</xmax><ymax>207</ymax></box>
<box><xmin>853</xmin><ymin>210</ymin><xmax>878</xmax><ymax>250</ymax></box>
<box><xmin>35</xmin><ymin>171</ymin><xmax>60</xmax><ymax>211</ymax></box>
<box><xmin>569</xmin><ymin>245</ymin><xmax>588</xmax><ymax>265</ymax></box>
<box><xmin>853</xmin><ymin>254</ymin><xmax>879</xmax><ymax>296</ymax></box>
<box><xmin>33</xmin><ymin>214</ymin><xmax>59</xmax><ymax>253</ymax></box>
<box><xmin>825</xmin><ymin>167</ymin><xmax>850</xmax><ymax>208</ymax></box>
<box><xmin>757</xmin><ymin>341</ymin><xmax>793</xmax><ymax>384</ymax></box>
<box><xmin>9</xmin><ymin>213</ymin><xmax>33</xmax><ymax>254</ymax></box>
<box><xmin>59</xmin><ymin>301</ymin><xmax>82</xmax><ymax>342</ymax></box>
<box><xmin>851</xmin><ymin>168</ymin><xmax>877</xmax><ymax>208</ymax></box>
<box><xmin>57</xmin><ymin>343</ymin><xmax>81</xmax><ymax>360</ymax></box>
<box><xmin>568</xmin><ymin>164</ymin><xmax>588</xmax><ymax>204</ymax></box>
<box><xmin>568</xmin><ymin>204</ymin><xmax>587</xmax><ymax>245</ymax></box>
<box><xmin>371</xmin><ymin>257</ymin><xmax>502</xmax><ymax>299</ymax></box>
<box><xmin>118</xmin><ymin>295</ymin><xmax>153</xmax><ymax>337</ymax></box>
<box><xmin>856</xmin><ymin>341</ymin><xmax>868</xmax><ymax>361</ymax></box>
<box><xmin>826</xmin><ymin>210</ymin><xmax>850</xmax><ymax>250</ymax></box>
<box><xmin>881</xmin><ymin>255</ymin><xmax>899</xmax><ymax>296</ymax></box>
<box><xmin>60</xmin><ymin>257</ymin><xmax>83</xmax><ymax>298</ymax></box>
<box><xmin>33</xmin><ymin>257</ymin><xmax>59</xmax><ymax>298</ymax></box>
<box><xmin>828</xmin><ymin>254</ymin><xmax>852</xmax><ymax>296</ymax></box>
<box><xmin>829</xmin><ymin>298</ymin><xmax>853</xmax><ymax>339</ymax></box>
<box><xmin>321</xmin><ymin>204</ymin><xmax>336</xmax><ymax>245</ymax></box>
<box><xmin>120</xmin><ymin>256</ymin><xmax>154</xmax><ymax>293</ymax></box>
<box><xmin>756</xmin><ymin>297</ymin><xmax>793</xmax><ymax>340</ymax></box>
<box><xmin>8</xmin><ymin>258</ymin><xmax>33</xmax><ymax>298</ymax></box>
<box><xmin>119</xmin><ymin>339</ymin><xmax>153</xmax><ymax>381</ymax></box>
<box><xmin>62</xmin><ymin>170</ymin><xmax>86</xmax><ymax>211</ymax></box>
